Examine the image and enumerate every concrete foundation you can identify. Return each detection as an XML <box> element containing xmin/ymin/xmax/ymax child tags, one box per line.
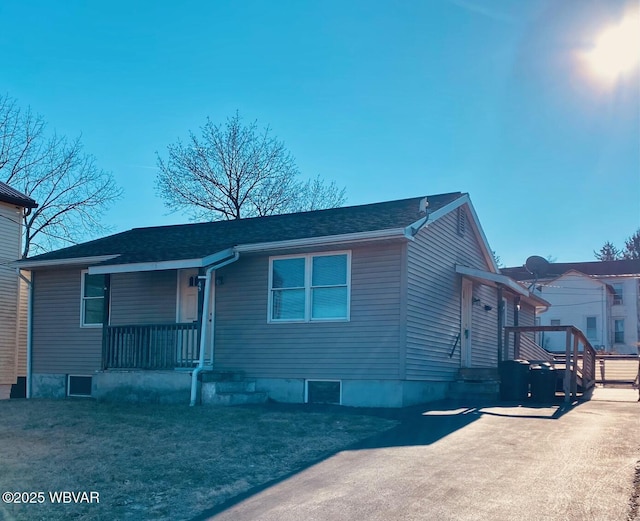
<box><xmin>256</xmin><ymin>378</ymin><xmax>449</xmax><ymax>408</ymax></box>
<box><xmin>0</xmin><ymin>384</ymin><xmax>11</xmax><ymax>400</ymax></box>
<box><xmin>93</xmin><ymin>370</ymin><xmax>193</xmax><ymax>404</ymax></box>
<box><xmin>32</xmin><ymin>373</ymin><xmax>67</xmax><ymax>398</ymax></box>
<box><xmin>255</xmin><ymin>378</ymin><xmax>305</xmax><ymax>403</ymax></box>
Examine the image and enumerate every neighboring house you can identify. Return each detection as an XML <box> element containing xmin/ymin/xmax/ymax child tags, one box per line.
<box><xmin>0</xmin><ymin>181</ymin><xmax>37</xmax><ymax>399</ymax></box>
<box><xmin>17</xmin><ymin>192</ymin><xmax>546</xmax><ymax>407</ymax></box>
<box><xmin>502</xmin><ymin>260</ymin><xmax>640</xmax><ymax>354</ymax></box>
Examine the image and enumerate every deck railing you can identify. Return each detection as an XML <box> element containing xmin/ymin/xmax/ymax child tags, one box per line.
<box><xmin>504</xmin><ymin>325</ymin><xmax>597</xmax><ymax>403</ymax></box>
<box><xmin>103</xmin><ymin>323</ymin><xmax>200</xmax><ymax>370</ymax></box>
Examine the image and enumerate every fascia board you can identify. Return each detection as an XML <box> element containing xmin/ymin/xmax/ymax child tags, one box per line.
<box><xmin>15</xmin><ymin>255</ymin><xmax>120</xmax><ymax>270</ymax></box>
<box><xmin>88</xmin><ymin>258</ymin><xmax>204</xmax><ymax>274</ymax></box>
<box><xmin>463</xmin><ymin>196</ymin><xmax>499</xmax><ymax>273</ymax></box>
<box><xmin>201</xmin><ymin>248</ymin><xmax>236</xmax><ymax>267</ymax></box>
<box><xmin>455</xmin><ymin>264</ymin><xmax>528</xmax><ymax>297</ymax></box>
<box><xmin>234</xmin><ymin>229</ymin><xmax>407</xmax><ymax>253</ymax></box>
<box><xmin>405</xmin><ymin>194</ymin><xmax>499</xmax><ymax>274</ymax></box>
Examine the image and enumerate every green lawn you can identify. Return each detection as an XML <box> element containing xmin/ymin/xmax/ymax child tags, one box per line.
<box><xmin>0</xmin><ymin>399</ymin><xmax>397</xmax><ymax>521</ymax></box>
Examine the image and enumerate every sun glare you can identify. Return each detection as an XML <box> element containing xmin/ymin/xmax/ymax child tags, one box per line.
<box><xmin>584</xmin><ymin>9</ymin><xmax>640</xmax><ymax>83</ymax></box>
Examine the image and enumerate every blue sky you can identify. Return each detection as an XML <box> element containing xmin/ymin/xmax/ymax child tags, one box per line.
<box><xmin>1</xmin><ymin>0</ymin><xmax>638</xmax><ymax>266</ymax></box>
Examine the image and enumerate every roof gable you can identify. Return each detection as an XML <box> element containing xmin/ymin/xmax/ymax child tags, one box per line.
<box><xmin>20</xmin><ymin>192</ymin><xmax>465</xmax><ymax>268</ymax></box>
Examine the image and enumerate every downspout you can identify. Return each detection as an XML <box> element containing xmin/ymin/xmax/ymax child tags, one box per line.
<box><xmin>17</xmin><ymin>270</ymin><xmax>33</xmax><ymax>399</ymax></box>
<box><xmin>190</xmin><ymin>251</ymin><xmax>239</xmax><ymax>406</ymax></box>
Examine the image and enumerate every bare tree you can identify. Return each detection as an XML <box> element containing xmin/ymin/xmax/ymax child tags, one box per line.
<box><xmin>156</xmin><ymin>113</ymin><xmax>346</xmax><ymax>221</ymax></box>
<box><xmin>594</xmin><ymin>241</ymin><xmax>622</xmax><ymax>261</ymax></box>
<box><xmin>0</xmin><ymin>94</ymin><xmax>122</xmax><ymax>257</ymax></box>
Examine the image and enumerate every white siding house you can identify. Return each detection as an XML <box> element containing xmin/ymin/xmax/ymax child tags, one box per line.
<box><xmin>503</xmin><ymin>260</ymin><xmax>640</xmax><ymax>355</ymax></box>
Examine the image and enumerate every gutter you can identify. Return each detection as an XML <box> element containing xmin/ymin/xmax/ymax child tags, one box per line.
<box><xmin>190</xmin><ymin>251</ymin><xmax>240</xmax><ymax>406</ymax></box>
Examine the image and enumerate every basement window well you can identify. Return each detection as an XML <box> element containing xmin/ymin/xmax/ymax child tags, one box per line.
<box><xmin>67</xmin><ymin>375</ymin><xmax>92</xmax><ymax>397</ymax></box>
<box><xmin>306</xmin><ymin>380</ymin><xmax>341</xmax><ymax>405</ymax></box>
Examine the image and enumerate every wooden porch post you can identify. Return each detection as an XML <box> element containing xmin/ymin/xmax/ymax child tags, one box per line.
<box><xmin>563</xmin><ymin>327</ymin><xmax>572</xmax><ymax>403</ymax></box>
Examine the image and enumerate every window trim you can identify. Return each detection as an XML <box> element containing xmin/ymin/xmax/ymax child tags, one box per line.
<box><xmin>585</xmin><ymin>316</ymin><xmax>597</xmax><ymax>341</ymax></box>
<box><xmin>268</xmin><ymin>251</ymin><xmax>351</xmax><ymax>323</ymax></box>
<box><xmin>67</xmin><ymin>375</ymin><xmax>93</xmax><ymax>397</ymax></box>
<box><xmin>80</xmin><ymin>270</ymin><xmax>105</xmax><ymax>328</ymax></box>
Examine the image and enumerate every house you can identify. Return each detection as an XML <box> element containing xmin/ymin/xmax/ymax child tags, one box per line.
<box><xmin>17</xmin><ymin>192</ymin><xmax>547</xmax><ymax>407</ymax></box>
<box><xmin>502</xmin><ymin>260</ymin><xmax>640</xmax><ymax>355</ymax></box>
<box><xmin>0</xmin><ymin>181</ymin><xmax>37</xmax><ymax>399</ymax></box>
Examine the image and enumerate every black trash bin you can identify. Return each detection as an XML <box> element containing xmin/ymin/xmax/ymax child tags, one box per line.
<box><xmin>499</xmin><ymin>359</ymin><xmax>530</xmax><ymax>401</ymax></box>
<box><xmin>529</xmin><ymin>363</ymin><xmax>557</xmax><ymax>403</ymax></box>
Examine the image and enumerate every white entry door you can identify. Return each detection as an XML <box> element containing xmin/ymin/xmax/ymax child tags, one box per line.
<box><xmin>178</xmin><ymin>269</ymin><xmax>214</xmax><ymax>365</ymax></box>
<box><xmin>461</xmin><ymin>278</ymin><xmax>473</xmax><ymax>367</ymax></box>
<box><xmin>178</xmin><ymin>270</ymin><xmax>199</xmax><ymax>323</ymax></box>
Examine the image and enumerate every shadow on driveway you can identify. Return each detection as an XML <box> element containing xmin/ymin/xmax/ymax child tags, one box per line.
<box><xmin>189</xmin><ymin>397</ymin><xmax>586</xmax><ymax>521</ymax></box>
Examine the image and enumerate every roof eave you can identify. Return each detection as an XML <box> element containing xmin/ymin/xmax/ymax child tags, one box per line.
<box><xmin>234</xmin><ymin>228</ymin><xmax>409</xmax><ymax>253</ymax></box>
<box><xmin>15</xmin><ymin>255</ymin><xmax>120</xmax><ymax>270</ymax></box>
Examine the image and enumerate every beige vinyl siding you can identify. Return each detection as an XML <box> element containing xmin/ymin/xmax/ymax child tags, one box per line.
<box><xmin>470</xmin><ymin>283</ymin><xmax>499</xmax><ymax>367</ymax></box>
<box><xmin>32</xmin><ymin>269</ymin><xmax>102</xmax><ymax>374</ymax></box>
<box><xmin>0</xmin><ymin>203</ymin><xmax>22</xmax><ymax>384</ymax></box>
<box><xmin>16</xmin><ymin>274</ymin><xmax>29</xmax><ymax>376</ymax></box>
<box><xmin>406</xmin><ymin>207</ymin><xmax>497</xmax><ymax>380</ymax></box>
<box><xmin>214</xmin><ymin>242</ymin><xmax>403</xmax><ymax>379</ymax></box>
<box><xmin>109</xmin><ymin>271</ymin><xmax>177</xmax><ymax>325</ymax></box>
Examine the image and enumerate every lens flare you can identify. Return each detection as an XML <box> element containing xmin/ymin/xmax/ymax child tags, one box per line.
<box><xmin>583</xmin><ymin>9</ymin><xmax>640</xmax><ymax>82</ymax></box>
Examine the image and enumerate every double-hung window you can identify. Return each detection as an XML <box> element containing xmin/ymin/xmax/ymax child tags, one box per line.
<box><xmin>81</xmin><ymin>272</ymin><xmax>106</xmax><ymax>327</ymax></box>
<box><xmin>269</xmin><ymin>252</ymin><xmax>350</xmax><ymax>322</ymax></box>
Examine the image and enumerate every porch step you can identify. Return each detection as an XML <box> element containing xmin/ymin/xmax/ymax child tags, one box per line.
<box><xmin>204</xmin><ymin>380</ymin><xmax>257</xmax><ymax>394</ymax></box>
<box><xmin>458</xmin><ymin>367</ymin><xmax>499</xmax><ymax>382</ymax></box>
<box><xmin>203</xmin><ymin>391</ymin><xmax>269</xmax><ymax>406</ymax></box>
<box><xmin>200</xmin><ymin>371</ymin><xmax>246</xmax><ymax>383</ymax></box>
<box><xmin>200</xmin><ymin>377</ymin><xmax>267</xmax><ymax>406</ymax></box>
<box><xmin>448</xmin><ymin>367</ymin><xmax>500</xmax><ymax>400</ymax></box>
<box><xmin>448</xmin><ymin>380</ymin><xmax>500</xmax><ymax>401</ymax></box>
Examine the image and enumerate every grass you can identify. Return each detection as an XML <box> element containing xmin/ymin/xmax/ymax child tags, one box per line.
<box><xmin>0</xmin><ymin>399</ymin><xmax>396</xmax><ymax>521</ymax></box>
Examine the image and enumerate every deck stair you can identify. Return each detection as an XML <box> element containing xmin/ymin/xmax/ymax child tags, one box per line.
<box><xmin>448</xmin><ymin>367</ymin><xmax>500</xmax><ymax>401</ymax></box>
<box><xmin>200</xmin><ymin>371</ymin><xmax>268</xmax><ymax>406</ymax></box>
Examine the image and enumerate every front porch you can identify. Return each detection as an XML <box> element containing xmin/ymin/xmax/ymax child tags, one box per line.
<box><xmin>102</xmin><ymin>322</ymin><xmax>204</xmax><ymax>370</ymax></box>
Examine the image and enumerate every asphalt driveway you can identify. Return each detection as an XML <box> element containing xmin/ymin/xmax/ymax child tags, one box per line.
<box><xmin>195</xmin><ymin>388</ymin><xmax>639</xmax><ymax>521</ymax></box>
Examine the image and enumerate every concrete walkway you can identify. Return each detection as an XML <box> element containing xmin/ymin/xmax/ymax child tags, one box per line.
<box><xmin>197</xmin><ymin>388</ymin><xmax>639</xmax><ymax>521</ymax></box>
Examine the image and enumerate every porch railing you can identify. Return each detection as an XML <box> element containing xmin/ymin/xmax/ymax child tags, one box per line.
<box><xmin>103</xmin><ymin>323</ymin><xmax>200</xmax><ymax>370</ymax></box>
<box><xmin>504</xmin><ymin>325</ymin><xmax>597</xmax><ymax>403</ymax></box>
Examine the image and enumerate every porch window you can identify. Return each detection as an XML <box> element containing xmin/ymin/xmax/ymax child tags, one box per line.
<box><xmin>269</xmin><ymin>252</ymin><xmax>350</xmax><ymax>322</ymax></box>
<box><xmin>81</xmin><ymin>272</ymin><xmax>105</xmax><ymax>327</ymax></box>
<box><xmin>614</xmin><ymin>319</ymin><xmax>624</xmax><ymax>344</ymax></box>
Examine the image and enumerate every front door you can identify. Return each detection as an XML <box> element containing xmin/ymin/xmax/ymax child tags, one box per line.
<box><xmin>178</xmin><ymin>270</ymin><xmax>201</xmax><ymax>365</ymax></box>
<box><xmin>461</xmin><ymin>278</ymin><xmax>473</xmax><ymax>367</ymax></box>
<box><xmin>178</xmin><ymin>270</ymin><xmax>199</xmax><ymax>323</ymax></box>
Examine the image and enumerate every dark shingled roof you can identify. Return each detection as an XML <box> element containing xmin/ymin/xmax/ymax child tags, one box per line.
<box><xmin>501</xmin><ymin>259</ymin><xmax>640</xmax><ymax>280</ymax></box>
<box><xmin>23</xmin><ymin>192</ymin><xmax>464</xmax><ymax>266</ymax></box>
<box><xmin>0</xmin><ymin>181</ymin><xmax>37</xmax><ymax>209</ymax></box>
